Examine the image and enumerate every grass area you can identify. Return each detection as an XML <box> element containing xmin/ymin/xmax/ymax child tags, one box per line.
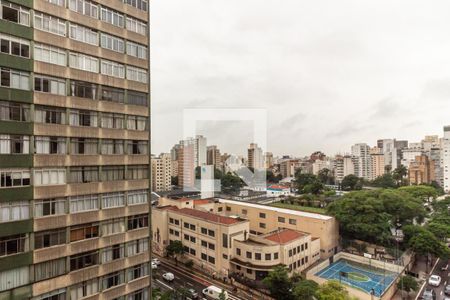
<box><xmin>269</xmin><ymin>202</ymin><xmax>327</xmax><ymax>214</ymax></box>
<box><xmin>348</xmin><ymin>272</ymin><xmax>370</xmax><ymax>282</ymax></box>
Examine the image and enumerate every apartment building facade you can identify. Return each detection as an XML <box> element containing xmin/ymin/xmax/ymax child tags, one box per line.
<box><xmin>409</xmin><ymin>155</ymin><xmax>435</xmax><ymax>185</ymax></box>
<box><xmin>0</xmin><ymin>0</ymin><xmax>150</xmax><ymax>299</ymax></box>
<box><xmin>151</xmin><ymin>153</ymin><xmax>172</xmax><ymax>192</ymax></box>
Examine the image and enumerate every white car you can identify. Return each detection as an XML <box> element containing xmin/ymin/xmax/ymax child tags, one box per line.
<box><xmin>428</xmin><ymin>275</ymin><xmax>442</xmax><ymax>287</ymax></box>
<box><xmin>151</xmin><ymin>262</ymin><xmax>158</xmax><ymax>269</ymax></box>
<box><xmin>152</xmin><ymin>258</ymin><xmax>161</xmax><ymax>265</ymax></box>
<box><xmin>162</xmin><ymin>272</ymin><xmax>174</xmax><ymax>282</ymax></box>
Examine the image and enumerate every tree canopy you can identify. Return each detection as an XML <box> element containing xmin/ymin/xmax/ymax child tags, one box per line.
<box><xmin>262</xmin><ymin>265</ymin><xmax>293</xmax><ymax>300</ymax></box>
<box><xmin>341</xmin><ymin>174</ymin><xmax>363</xmax><ymax>191</ymax></box>
<box><xmin>292</xmin><ymin>280</ymin><xmax>318</xmax><ymax>300</ymax></box>
<box><xmin>294</xmin><ymin>173</ymin><xmax>324</xmax><ymax>195</ymax></box>
<box><xmin>315</xmin><ymin>280</ymin><xmax>356</xmax><ymax>300</ymax></box>
<box><xmin>397</xmin><ymin>275</ymin><xmax>419</xmax><ymax>294</ymax></box>
<box><xmin>166</xmin><ymin>240</ymin><xmax>184</xmax><ymax>258</ymax></box>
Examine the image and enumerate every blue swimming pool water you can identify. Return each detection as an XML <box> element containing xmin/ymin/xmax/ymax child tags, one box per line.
<box><xmin>315</xmin><ymin>259</ymin><xmax>398</xmax><ymax>297</ymax></box>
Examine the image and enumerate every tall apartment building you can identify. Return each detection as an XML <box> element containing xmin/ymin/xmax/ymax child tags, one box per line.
<box><xmin>152</xmin><ymin>153</ymin><xmax>172</xmax><ymax>192</ymax></box>
<box><xmin>409</xmin><ymin>155</ymin><xmax>435</xmax><ymax>185</ymax></box>
<box><xmin>206</xmin><ymin>145</ymin><xmax>221</xmax><ymax>169</ymax></box>
<box><xmin>0</xmin><ymin>1</ymin><xmax>150</xmax><ymax>299</ymax></box>
<box><xmin>178</xmin><ymin>143</ymin><xmax>195</xmax><ymax>189</ymax></box>
<box><xmin>264</xmin><ymin>152</ymin><xmax>274</xmax><ymax>169</ymax></box>
<box><xmin>180</xmin><ymin>135</ymin><xmax>207</xmax><ymax>168</ymax></box>
<box><xmin>279</xmin><ymin>159</ymin><xmax>299</xmax><ymax>178</ymax></box>
<box><xmin>333</xmin><ymin>155</ymin><xmax>355</xmax><ymax>182</ymax></box>
<box><xmin>247</xmin><ymin>143</ymin><xmax>264</xmax><ymax>170</ymax></box>
<box><xmin>370</xmin><ymin>153</ymin><xmax>385</xmax><ymax>180</ymax></box>
<box><xmin>442</xmin><ymin>126</ymin><xmax>450</xmax><ymax>192</ymax></box>
<box><xmin>351</xmin><ymin>143</ymin><xmax>371</xmax><ymax>179</ymax></box>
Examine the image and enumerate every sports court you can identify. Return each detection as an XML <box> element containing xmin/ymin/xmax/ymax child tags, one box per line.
<box><xmin>315</xmin><ymin>259</ymin><xmax>398</xmax><ymax>297</ymax></box>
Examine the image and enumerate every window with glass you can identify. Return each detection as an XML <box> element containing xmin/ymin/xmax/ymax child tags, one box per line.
<box><xmin>127</xmin><ymin>91</ymin><xmax>147</xmax><ymax>106</ymax></box>
<box><xmin>0</xmin><ymin>234</ymin><xmax>26</xmax><ymax>257</ymax></box>
<box><xmin>34</xmin><ymin>106</ymin><xmax>66</xmax><ymax>124</ymax></box>
<box><xmin>125</xmin><ymin>17</ymin><xmax>147</xmax><ymax>35</ymax></box>
<box><xmin>34</xmin><ymin>169</ymin><xmax>66</xmax><ymax>186</ymax></box>
<box><xmin>69</xmin><ymin>110</ymin><xmax>98</xmax><ymax>127</ymax></box>
<box><xmin>126</xmin><ymin>41</ymin><xmax>147</xmax><ymax>60</ymax></box>
<box><xmin>69</xmin><ymin>23</ymin><xmax>98</xmax><ymax>45</ymax></box>
<box><xmin>127</xmin><ymin>165</ymin><xmax>148</xmax><ymax>180</ymax></box>
<box><xmin>34</xmin><ymin>43</ymin><xmax>66</xmax><ymax>66</ymax></box>
<box><xmin>123</xmin><ymin>0</ymin><xmax>148</xmax><ymax>12</ymax></box>
<box><xmin>101</xmin><ymin>113</ymin><xmax>124</xmax><ymax>129</ymax></box>
<box><xmin>100</xmin><ymin>33</ymin><xmax>124</xmax><ymax>53</ymax></box>
<box><xmin>127</xmin><ymin>115</ymin><xmax>147</xmax><ymax>130</ymax></box>
<box><xmin>102</xmin><ymin>244</ymin><xmax>124</xmax><ymax>263</ymax></box>
<box><xmin>100</xmin><ymin>7</ymin><xmax>124</xmax><ymax>27</ymax></box>
<box><xmin>101</xmin><ymin>139</ymin><xmax>124</xmax><ymax>155</ymax></box>
<box><xmin>126</xmin><ymin>66</ymin><xmax>147</xmax><ymax>83</ymax></box>
<box><xmin>34</xmin><ymin>258</ymin><xmax>66</xmax><ymax>281</ymax></box>
<box><xmin>34</xmin><ymin>75</ymin><xmax>66</xmax><ymax>95</ymax></box>
<box><xmin>45</xmin><ymin>0</ymin><xmax>65</xmax><ymax>6</ymax></box>
<box><xmin>127</xmin><ymin>289</ymin><xmax>149</xmax><ymax>300</ymax></box>
<box><xmin>0</xmin><ymin>169</ymin><xmax>30</xmax><ymax>188</ymax></box>
<box><xmin>69</xmin><ymin>194</ymin><xmax>98</xmax><ymax>213</ymax></box>
<box><xmin>0</xmin><ymin>101</ymin><xmax>29</xmax><ymax>122</ymax></box>
<box><xmin>126</xmin><ymin>238</ymin><xmax>148</xmax><ymax>256</ymax></box>
<box><xmin>0</xmin><ymin>33</ymin><xmax>29</xmax><ymax>58</ymax></box>
<box><xmin>100</xmin><ymin>86</ymin><xmax>125</xmax><ymax>103</ymax></box>
<box><xmin>36</xmin><ymin>288</ymin><xmax>66</xmax><ymax>300</ymax></box>
<box><xmin>69</xmin><ymin>52</ymin><xmax>98</xmax><ymax>73</ymax></box>
<box><xmin>70</xmin><ymin>279</ymin><xmax>99</xmax><ymax>300</ymax></box>
<box><xmin>35</xmin><ymin>136</ymin><xmax>66</xmax><ymax>154</ymax></box>
<box><xmin>128</xmin><ymin>263</ymin><xmax>148</xmax><ymax>281</ymax></box>
<box><xmin>34</xmin><ymin>198</ymin><xmax>65</xmax><ymax>217</ymax></box>
<box><xmin>70</xmin><ymin>80</ymin><xmax>97</xmax><ymax>99</ymax></box>
<box><xmin>101</xmin><ymin>192</ymin><xmax>125</xmax><ymax>208</ymax></box>
<box><xmin>70</xmin><ymin>138</ymin><xmax>98</xmax><ymax>154</ymax></box>
<box><xmin>102</xmin><ymin>271</ymin><xmax>124</xmax><ymax>290</ymax></box>
<box><xmin>70</xmin><ymin>250</ymin><xmax>99</xmax><ymax>271</ymax></box>
<box><xmin>127</xmin><ymin>190</ymin><xmax>147</xmax><ymax>205</ymax></box>
<box><xmin>34</xmin><ymin>12</ymin><xmax>66</xmax><ymax>36</ymax></box>
<box><xmin>0</xmin><ymin>266</ymin><xmax>29</xmax><ymax>292</ymax></box>
<box><xmin>127</xmin><ymin>140</ymin><xmax>148</xmax><ymax>155</ymax></box>
<box><xmin>68</xmin><ymin>166</ymin><xmax>99</xmax><ymax>183</ymax></box>
<box><xmin>101</xmin><ymin>167</ymin><xmax>125</xmax><ymax>182</ymax></box>
<box><xmin>70</xmin><ymin>223</ymin><xmax>99</xmax><ymax>242</ymax></box>
<box><xmin>0</xmin><ymin>135</ymin><xmax>29</xmax><ymax>154</ymax></box>
<box><xmin>101</xmin><ymin>218</ymin><xmax>125</xmax><ymax>236</ymax></box>
<box><xmin>1</xmin><ymin>2</ymin><xmax>30</xmax><ymax>26</ymax></box>
<box><xmin>69</xmin><ymin>0</ymin><xmax>98</xmax><ymax>19</ymax></box>
<box><xmin>0</xmin><ymin>67</ymin><xmax>29</xmax><ymax>90</ymax></box>
<box><xmin>34</xmin><ymin>229</ymin><xmax>66</xmax><ymax>249</ymax></box>
<box><xmin>127</xmin><ymin>214</ymin><xmax>148</xmax><ymax>230</ymax></box>
<box><xmin>100</xmin><ymin>59</ymin><xmax>125</xmax><ymax>78</ymax></box>
<box><xmin>0</xmin><ymin>201</ymin><xmax>29</xmax><ymax>223</ymax></box>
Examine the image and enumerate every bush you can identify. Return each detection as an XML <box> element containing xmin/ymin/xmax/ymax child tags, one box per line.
<box><xmin>184</xmin><ymin>259</ymin><xmax>194</xmax><ymax>269</ymax></box>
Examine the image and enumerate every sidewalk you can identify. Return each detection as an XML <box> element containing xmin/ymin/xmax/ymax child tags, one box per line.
<box><xmin>391</xmin><ymin>256</ymin><xmax>432</xmax><ymax>300</ymax></box>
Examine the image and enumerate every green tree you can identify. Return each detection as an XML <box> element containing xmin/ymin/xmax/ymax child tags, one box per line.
<box><xmin>218</xmin><ymin>289</ymin><xmax>227</xmax><ymax>300</ymax></box>
<box><xmin>293</xmin><ymin>280</ymin><xmax>318</xmax><ymax>300</ymax></box>
<box><xmin>398</xmin><ymin>185</ymin><xmax>438</xmax><ymax>202</ymax></box>
<box><xmin>408</xmin><ymin>228</ymin><xmax>450</xmax><ymax>260</ymax></box>
<box><xmin>318</xmin><ymin>168</ymin><xmax>335</xmax><ymax>185</ymax></box>
<box><xmin>221</xmin><ymin>172</ymin><xmax>244</xmax><ymax>192</ymax></box>
<box><xmin>166</xmin><ymin>240</ymin><xmax>184</xmax><ymax>262</ymax></box>
<box><xmin>393</xmin><ymin>165</ymin><xmax>408</xmax><ymax>186</ymax></box>
<box><xmin>397</xmin><ymin>275</ymin><xmax>419</xmax><ymax>299</ymax></box>
<box><xmin>295</xmin><ymin>173</ymin><xmax>324</xmax><ymax>195</ymax></box>
<box><xmin>262</xmin><ymin>265</ymin><xmax>293</xmax><ymax>300</ymax></box>
<box><xmin>315</xmin><ymin>280</ymin><xmax>354</xmax><ymax>300</ymax></box>
<box><xmin>341</xmin><ymin>175</ymin><xmax>362</xmax><ymax>191</ymax></box>
<box><xmin>371</xmin><ymin>173</ymin><xmax>397</xmax><ymax>188</ymax></box>
<box><xmin>428</xmin><ymin>222</ymin><xmax>450</xmax><ymax>241</ymax></box>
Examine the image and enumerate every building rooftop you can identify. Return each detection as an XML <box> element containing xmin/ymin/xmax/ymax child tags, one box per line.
<box><xmin>267</xmin><ymin>185</ymin><xmax>290</xmax><ymax>190</ymax></box>
<box><xmin>264</xmin><ymin>229</ymin><xmax>306</xmax><ymax>244</ymax></box>
<box><xmin>217</xmin><ymin>199</ymin><xmax>332</xmax><ymax>221</ymax></box>
<box><xmin>176</xmin><ymin>208</ymin><xmax>246</xmax><ymax>225</ymax></box>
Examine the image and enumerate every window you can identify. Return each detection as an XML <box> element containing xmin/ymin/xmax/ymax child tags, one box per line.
<box><xmin>123</xmin><ymin>0</ymin><xmax>148</xmax><ymax>12</ymax></box>
<box><xmin>127</xmin><ymin>115</ymin><xmax>147</xmax><ymax>130</ymax></box>
<box><xmin>201</xmin><ymin>253</ymin><xmax>207</xmax><ymax>261</ymax></box>
<box><xmin>34</xmin><ymin>43</ymin><xmax>66</xmax><ymax>66</ymax></box>
<box><xmin>126</xmin><ymin>66</ymin><xmax>147</xmax><ymax>83</ymax></box>
<box><xmin>223</xmin><ymin>254</ymin><xmax>228</xmax><ymax>260</ymax></box>
<box><xmin>0</xmin><ymin>101</ymin><xmax>29</xmax><ymax>122</ymax></box>
<box><xmin>34</xmin><ymin>169</ymin><xmax>66</xmax><ymax>186</ymax></box>
<box><xmin>0</xmin><ymin>135</ymin><xmax>29</xmax><ymax>154</ymax></box>
<box><xmin>126</xmin><ymin>238</ymin><xmax>148</xmax><ymax>256</ymax></box>
<box><xmin>34</xmin><ymin>12</ymin><xmax>66</xmax><ymax>36</ymax></box>
<box><xmin>127</xmin><ymin>190</ymin><xmax>147</xmax><ymax>205</ymax></box>
<box><xmin>246</xmin><ymin>251</ymin><xmax>252</xmax><ymax>259</ymax></box>
<box><xmin>100</xmin><ymin>33</ymin><xmax>124</xmax><ymax>53</ymax></box>
<box><xmin>236</xmin><ymin>248</ymin><xmax>241</xmax><ymax>256</ymax></box>
<box><xmin>101</xmin><ymin>192</ymin><xmax>125</xmax><ymax>208</ymax></box>
<box><xmin>101</xmin><ymin>86</ymin><xmax>125</xmax><ymax>103</ymax></box>
<box><xmin>70</xmin><ymin>223</ymin><xmax>99</xmax><ymax>242</ymax></box>
<box><xmin>69</xmin><ymin>23</ymin><xmax>98</xmax><ymax>45</ymax></box>
<box><xmin>69</xmin><ymin>52</ymin><xmax>98</xmax><ymax>72</ymax></box>
<box><xmin>128</xmin><ymin>263</ymin><xmax>148</xmax><ymax>281</ymax></box>
<box><xmin>128</xmin><ymin>289</ymin><xmax>149</xmax><ymax>300</ymax></box>
<box><xmin>265</xmin><ymin>253</ymin><xmax>271</xmax><ymax>260</ymax></box>
<box><xmin>37</xmin><ymin>289</ymin><xmax>66</xmax><ymax>300</ymax></box>
<box><xmin>69</xmin><ymin>194</ymin><xmax>98</xmax><ymax>213</ymax></box>
<box><xmin>246</xmin><ymin>269</ymin><xmax>252</xmax><ymax>274</ymax></box>
<box><xmin>0</xmin><ymin>169</ymin><xmax>30</xmax><ymax>188</ymax></box>
<box><xmin>0</xmin><ymin>33</ymin><xmax>29</xmax><ymax>58</ymax></box>
<box><xmin>127</xmin><ymin>214</ymin><xmax>148</xmax><ymax>230</ymax></box>
<box><xmin>35</xmin><ymin>137</ymin><xmax>66</xmax><ymax>154</ymax></box>
<box><xmin>69</xmin><ymin>0</ymin><xmax>98</xmax><ymax>19</ymax></box>
<box><xmin>1</xmin><ymin>67</ymin><xmax>30</xmax><ymax>90</ymax></box>
<box><xmin>201</xmin><ymin>240</ymin><xmax>207</xmax><ymax>247</ymax></box>
<box><xmin>34</xmin><ymin>75</ymin><xmax>66</xmax><ymax>95</ymax></box>
<box><xmin>102</xmin><ymin>218</ymin><xmax>125</xmax><ymax>236</ymax></box>
<box><xmin>100</xmin><ymin>7</ymin><xmax>124</xmax><ymax>27</ymax></box>
<box><xmin>126</xmin><ymin>41</ymin><xmax>147</xmax><ymax>59</ymax></box>
<box><xmin>35</xmin><ymin>229</ymin><xmax>66</xmax><ymax>249</ymax></box>
<box><xmin>1</xmin><ymin>2</ymin><xmax>30</xmax><ymax>26</ymax></box>
<box><xmin>102</xmin><ymin>271</ymin><xmax>124</xmax><ymax>290</ymax></box>
<box><xmin>255</xmin><ymin>253</ymin><xmax>261</xmax><ymax>260</ymax></box>
<box><xmin>102</xmin><ymin>244</ymin><xmax>124</xmax><ymax>263</ymax></box>
<box><xmin>101</xmin><ymin>166</ymin><xmax>125</xmax><ymax>182</ymax></box>
<box><xmin>127</xmin><ymin>91</ymin><xmax>147</xmax><ymax>106</ymax></box>
<box><xmin>127</xmin><ymin>165</ymin><xmax>148</xmax><ymax>180</ymax></box>
<box><xmin>45</xmin><ymin>0</ymin><xmax>65</xmax><ymax>6</ymax></box>
<box><xmin>70</xmin><ymin>279</ymin><xmax>98</xmax><ymax>299</ymax></box>
<box><xmin>35</xmin><ymin>106</ymin><xmax>65</xmax><ymax>124</ymax></box>
<box><xmin>259</xmin><ymin>223</ymin><xmax>266</xmax><ymax>229</ymax></box>
<box><xmin>69</xmin><ymin>110</ymin><xmax>98</xmax><ymax>127</ymax></box>
<box><xmin>201</xmin><ymin>227</ymin><xmax>207</xmax><ymax>235</ymax></box>
<box><xmin>278</xmin><ymin>217</ymin><xmax>285</xmax><ymax>223</ymax></box>
<box><xmin>0</xmin><ymin>234</ymin><xmax>26</xmax><ymax>257</ymax></box>
<box><xmin>208</xmin><ymin>256</ymin><xmax>215</xmax><ymax>264</ymax></box>
<box><xmin>101</xmin><ymin>59</ymin><xmax>125</xmax><ymax>78</ymax></box>
<box><xmin>101</xmin><ymin>113</ymin><xmax>124</xmax><ymax>129</ymax></box>
<box><xmin>222</xmin><ymin>233</ymin><xmax>228</xmax><ymax>248</ymax></box>
<box><xmin>126</xmin><ymin>17</ymin><xmax>147</xmax><ymax>35</ymax></box>
<box><xmin>127</xmin><ymin>140</ymin><xmax>148</xmax><ymax>155</ymax></box>
<box><xmin>70</xmin><ymin>138</ymin><xmax>98</xmax><ymax>154</ymax></box>
<box><xmin>208</xmin><ymin>243</ymin><xmax>214</xmax><ymax>250</ymax></box>
<box><xmin>35</xmin><ymin>198</ymin><xmax>65</xmax><ymax>217</ymax></box>
<box><xmin>208</xmin><ymin>229</ymin><xmax>215</xmax><ymax>237</ymax></box>
<box><xmin>0</xmin><ymin>201</ymin><xmax>29</xmax><ymax>223</ymax></box>
<box><xmin>34</xmin><ymin>258</ymin><xmax>66</xmax><ymax>281</ymax></box>
<box><xmin>0</xmin><ymin>266</ymin><xmax>29</xmax><ymax>292</ymax></box>
<box><xmin>70</xmin><ymin>250</ymin><xmax>99</xmax><ymax>271</ymax></box>
<box><xmin>289</xmin><ymin>219</ymin><xmax>297</xmax><ymax>225</ymax></box>
<box><xmin>70</xmin><ymin>80</ymin><xmax>97</xmax><ymax>99</ymax></box>
<box><xmin>101</xmin><ymin>139</ymin><xmax>124</xmax><ymax>155</ymax></box>
<box><xmin>289</xmin><ymin>249</ymin><xmax>292</xmax><ymax>257</ymax></box>
<box><xmin>259</xmin><ymin>212</ymin><xmax>266</xmax><ymax>218</ymax></box>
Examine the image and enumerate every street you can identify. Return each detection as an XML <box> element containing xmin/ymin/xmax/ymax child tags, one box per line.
<box><xmin>418</xmin><ymin>259</ymin><xmax>450</xmax><ymax>300</ymax></box>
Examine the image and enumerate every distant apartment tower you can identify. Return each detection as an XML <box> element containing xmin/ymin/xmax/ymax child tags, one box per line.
<box><xmin>351</xmin><ymin>143</ymin><xmax>371</xmax><ymax>179</ymax></box>
<box><xmin>180</xmin><ymin>135</ymin><xmax>207</xmax><ymax>168</ymax></box>
<box><xmin>247</xmin><ymin>143</ymin><xmax>264</xmax><ymax>170</ymax></box>
<box><xmin>0</xmin><ymin>1</ymin><xmax>150</xmax><ymax>299</ymax></box>
<box><xmin>264</xmin><ymin>152</ymin><xmax>274</xmax><ymax>169</ymax></box>
<box><xmin>152</xmin><ymin>153</ymin><xmax>172</xmax><ymax>192</ymax></box>
<box><xmin>370</xmin><ymin>153</ymin><xmax>385</xmax><ymax>180</ymax></box>
<box><xmin>443</xmin><ymin>126</ymin><xmax>450</xmax><ymax>192</ymax></box>
<box><xmin>409</xmin><ymin>155</ymin><xmax>435</xmax><ymax>185</ymax></box>
<box><xmin>312</xmin><ymin>159</ymin><xmax>329</xmax><ymax>175</ymax></box>
<box><xmin>207</xmin><ymin>145</ymin><xmax>221</xmax><ymax>169</ymax></box>
<box><xmin>178</xmin><ymin>143</ymin><xmax>196</xmax><ymax>189</ymax></box>
<box><xmin>333</xmin><ymin>155</ymin><xmax>354</xmax><ymax>182</ymax></box>
<box><xmin>280</xmin><ymin>159</ymin><xmax>300</xmax><ymax>178</ymax></box>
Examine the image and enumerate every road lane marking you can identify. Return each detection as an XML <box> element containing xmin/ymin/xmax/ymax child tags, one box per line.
<box><xmin>156</xmin><ymin>279</ymin><xmax>174</xmax><ymax>290</ymax></box>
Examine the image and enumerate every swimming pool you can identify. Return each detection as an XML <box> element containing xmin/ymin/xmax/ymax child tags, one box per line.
<box><xmin>315</xmin><ymin>259</ymin><xmax>398</xmax><ymax>297</ymax></box>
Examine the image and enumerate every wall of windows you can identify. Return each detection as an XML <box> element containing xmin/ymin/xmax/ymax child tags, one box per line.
<box><xmin>69</xmin><ymin>194</ymin><xmax>98</xmax><ymax>213</ymax></box>
<box><xmin>102</xmin><ymin>244</ymin><xmax>124</xmax><ymax>263</ymax></box>
<box><xmin>101</xmin><ymin>192</ymin><xmax>125</xmax><ymax>208</ymax></box>
<box><xmin>70</xmin><ymin>80</ymin><xmax>97</xmax><ymax>100</ymax></box>
<box><xmin>34</xmin><ymin>198</ymin><xmax>65</xmax><ymax>217</ymax></box>
<box><xmin>126</xmin><ymin>41</ymin><xmax>147</xmax><ymax>60</ymax></box>
<box><xmin>34</xmin><ymin>12</ymin><xmax>66</xmax><ymax>37</ymax></box>
<box><xmin>70</xmin><ymin>138</ymin><xmax>98</xmax><ymax>154</ymax></box>
<box><xmin>69</xmin><ymin>23</ymin><xmax>98</xmax><ymax>46</ymax></box>
<box><xmin>69</xmin><ymin>0</ymin><xmax>98</xmax><ymax>19</ymax></box>
<box><xmin>0</xmin><ymin>266</ymin><xmax>29</xmax><ymax>292</ymax></box>
<box><xmin>0</xmin><ymin>33</ymin><xmax>30</xmax><ymax>58</ymax></box>
<box><xmin>0</xmin><ymin>67</ymin><xmax>29</xmax><ymax>90</ymax></box>
<box><xmin>0</xmin><ymin>201</ymin><xmax>29</xmax><ymax>223</ymax></box>
<box><xmin>123</xmin><ymin>0</ymin><xmax>148</xmax><ymax>12</ymax></box>
<box><xmin>126</xmin><ymin>66</ymin><xmax>147</xmax><ymax>83</ymax></box>
<box><xmin>101</xmin><ymin>139</ymin><xmax>124</xmax><ymax>155</ymax></box>
<box><xmin>34</xmin><ymin>43</ymin><xmax>67</xmax><ymax>66</ymax></box>
<box><xmin>126</xmin><ymin>17</ymin><xmax>146</xmax><ymax>35</ymax></box>
<box><xmin>100</xmin><ymin>7</ymin><xmax>124</xmax><ymax>28</ymax></box>
<box><xmin>101</xmin><ymin>113</ymin><xmax>124</xmax><ymax>129</ymax></box>
<box><xmin>0</xmin><ymin>169</ymin><xmax>30</xmax><ymax>188</ymax></box>
<box><xmin>35</xmin><ymin>136</ymin><xmax>67</xmax><ymax>154</ymax></box>
<box><xmin>35</xmin><ymin>229</ymin><xmax>66</xmax><ymax>249</ymax></box>
<box><xmin>69</xmin><ymin>110</ymin><xmax>98</xmax><ymax>127</ymax></box>
<box><xmin>101</xmin><ymin>59</ymin><xmax>125</xmax><ymax>78</ymax></box>
<box><xmin>33</xmin><ymin>169</ymin><xmax>66</xmax><ymax>186</ymax></box>
<box><xmin>128</xmin><ymin>91</ymin><xmax>147</xmax><ymax>106</ymax></box>
<box><xmin>34</xmin><ymin>75</ymin><xmax>66</xmax><ymax>95</ymax></box>
<box><xmin>127</xmin><ymin>115</ymin><xmax>147</xmax><ymax>131</ymax></box>
<box><xmin>0</xmin><ymin>2</ymin><xmax>30</xmax><ymax>26</ymax></box>
<box><xmin>127</xmin><ymin>190</ymin><xmax>147</xmax><ymax>205</ymax></box>
<box><xmin>100</xmin><ymin>33</ymin><xmax>124</xmax><ymax>53</ymax></box>
<box><xmin>0</xmin><ymin>101</ymin><xmax>29</xmax><ymax>122</ymax></box>
<box><xmin>101</xmin><ymin>166</ymin><xmax>125</xmax><ymax>182</ymax></box>
<box><xmin>70</xmin><ymin>279</ymin><xmax>98</xmax><ymax>299</ymax></box>
<box><xmin>34</xmin><ymin>258</ymin><xmax>66</xmax><ymax>281</ymax></box>
<box><xmin>100</xmin><ymin>86</ymin><xmax>125</xmax><ymax>103</ymax></box>
<box><xmin>69</xmin><ymin>52</ymin><xmax>99</xmax><ymax>73</ymax></box>
<box><xmin>68</xmin><ymin>166</ymin><xmax>99</xmax><ymax>183</ymax></box>
<box><xmin>0</xmin><ymin>135</ymin><xmax>29</xmax><ymax>154</ymax></box>
<box><xmin>35</xmin><ymin>106</ymin><xmax>66</xmax><ymax>124</ymax></box>
<box><xmin>101</xmin><ymin>218</ymin><xmax>125</xmax><ymax>236</ymax></box>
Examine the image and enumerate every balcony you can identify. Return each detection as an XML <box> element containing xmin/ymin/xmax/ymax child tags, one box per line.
<box><xmin>34</xmin><ymin>244</ymin><xmax>67</xmax><ymax>264</ymax></box>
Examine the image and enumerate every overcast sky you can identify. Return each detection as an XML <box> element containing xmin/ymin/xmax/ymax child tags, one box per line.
<box><xmin>151</xmin><ymin>0</ymin><xmax>450</xmax><ymax>157</ymax></box>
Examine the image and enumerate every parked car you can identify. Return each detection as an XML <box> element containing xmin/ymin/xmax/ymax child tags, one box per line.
<box><xmin>422</xmin><ymin>289</ymin><xmax>436</xmax><ymax>300</ymax></box>
<box><xmin>187</xmin><ymin>288</ymin><xmax>199</xmax><ymax>299</ymax></box>
<box><xmin>162</xmin><ymin>272</ymin><xmax>174</xmax><ymax>282</ymax></box>
<box><xmin>152</xmin><ymin>258</ymin><xmax>161</xmax><ymax>265</ymax></box>
<box><xmin>428</xmin><ymin>275</ymin><xmax>442</xmax><ymax>287</ymax></box>
<box><xmin>202</xmin><ymin>286</ymin><xmax>228</xmax><ymax>300</ymax></box>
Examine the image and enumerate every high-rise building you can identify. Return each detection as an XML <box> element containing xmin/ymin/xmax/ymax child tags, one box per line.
<box><xmin>0</xmin><ymin>1</ymin><xmax>150</xmax><ymax>299</ymax></box>
<box><xmin>370</xmin><ymin>153</ymin><xmax>385</xmax><ymax>180</ymax></box>
<box><xmin>264</xmin><ymin>152</ymin><xmax>274</xmax><ymax>169</ymax></box>
<box><xmin>333</xmin><ymin>155</ymin><xmax>355</xmax><ymax>182</ymax></box>
<box><xmin>351</xmin><ymin>143</ymin><xmax>371</xmax><ymax>179</ymax></box>
<box><xmin>206</xmin><ymin>145</ymin><xmax>221</xmax><ymax>169</ymax></box>
<box><xmin>178</xmin><ymin>143</ymin><xmax>196</xmax><ymax>189</ymax></box>
<box><xmin>409</xmin><ymin>155</ymin><xmax>435</xmax><ymax>185</ymax></box>
<box><xmin>443</xmin><ymin>126</ymin><xmax>450</xmax><ymax>192</ymax></box>
<box><xmin>152</xmin><ymin>153</ymin><xmax>172</xmax><ymax>192</ymax></box>
<box><xmin>180</xmin><ymin>135</ymin><xmax>207</xmax><ymax>168</ymax></box>
<box><xmin>247</xmin><ymin>143</ymin><xmax>264</xmax><ymax>170</ymax></box>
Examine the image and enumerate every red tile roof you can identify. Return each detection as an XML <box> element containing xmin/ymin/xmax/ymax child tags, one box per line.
<box><xmin>264</xmin><ymin>229</ymin><xmax>306</xmax><ymax>244</ymax></box>
<box><xmin>158</xmin><ymin>205</ymin><xmax>178</xmax><ymax>211</ymax></box>
<box><xmin>176</xmin><ymin>208</ymin><xmax>243</xmax><ymax>225</ymax></box>
<box><xmin>194</xmin><ymin>199</ymin><xmax>211</xmax><ymax>205</ymax></box>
